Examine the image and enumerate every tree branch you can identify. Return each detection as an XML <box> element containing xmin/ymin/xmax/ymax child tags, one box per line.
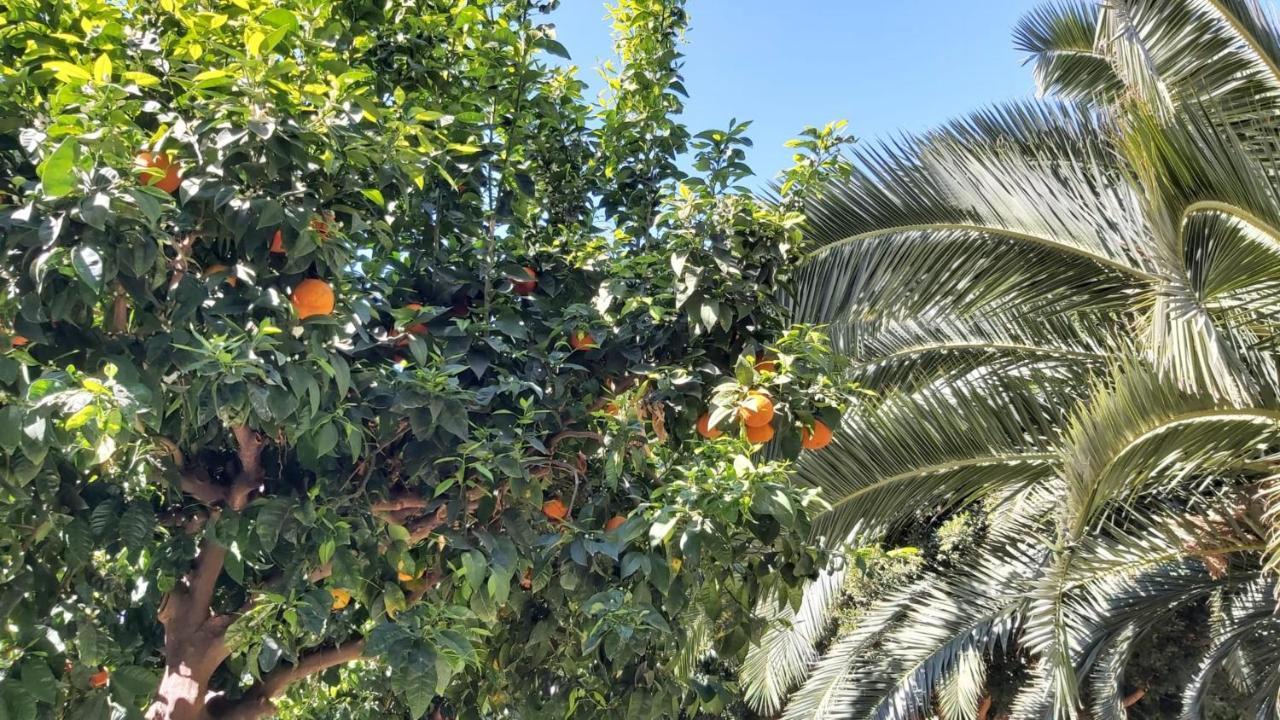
<box><xmin>184</xmin><ymin>528</ymin><xmax>228</xmax><ymax>625</ymax></box>
<box><xmin>977</xmin><ymin>694</ymin><xmax>992</xmax><ymax>720</ymax></box>
<box><xmin>1122</xmin><ymin>687</ymin><xmax>1146</xmax><ymax>708</ymax></box>
<box><xmin>370</xmin><ymin>494</ymin><xmax>432</xmax><ymax>514</ymax></box>
<box><xmin>180</xmin><ymin>473</ymin><xmax>230</xmax><ymax>506</ymax></box>
<box><xmin>110</xmin><ymin>282</ymin><xmax>129</xmax><ymax>334</ymax></box>
<box><xmin>407</xmin><ymin>505</ymin><xmax>449</xmax><ymax>544</ymax></box>
<box><xmin>211</xmin><ymin>640</ymin><xmax>367</xmax><ymax>720</ymax></box>
<box><xmin>546</xmin><ymin>430</ymin><xmax>603</xmax><ymax>455</ymax></box>
<box><xmin>228</xmin><ymin>425</ymin><xmax>266</xmax><ymax>511</ymax></box>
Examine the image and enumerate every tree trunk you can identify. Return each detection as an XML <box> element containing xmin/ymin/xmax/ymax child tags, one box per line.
<box><xmin>145</xmin><ymin>615</ymin><xmax>231</xmax><ymax>720</ymax></box>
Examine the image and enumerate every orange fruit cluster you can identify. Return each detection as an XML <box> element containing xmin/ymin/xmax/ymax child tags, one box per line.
<box><xmin>696</xmin><ymin>389</ymin><xmax>835</xmax><ymax>450</ymax></box>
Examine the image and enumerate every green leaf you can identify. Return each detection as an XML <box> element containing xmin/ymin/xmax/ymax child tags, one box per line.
<box><xmin>404</xmin><ymin>680</ymin><xmax>431</xmax><ymax>719</ymax></box>
<box><xmin>535</xmin><ymin>37</ymin><xmax>571</xmax><ymax>60</ymax></box>
<box><xmin>313</xmin><ymin>422</ymin><xmax>339</xmax><ymax>458</ymax></box>
<box><xmin>331</xmin><ymin>353</ymin><xmax>350</xmax><ymax>398</ymax></box>
<box><xmin>1</xmin><ymin>680</ymin><xmax>37</xmax><ymax>720</ymax></box>
<box><xmin>109</xmin><ymin>666</ymin><xmax>158</xmax><ymax>699</ymax></box>
<box><xmin>361</xmin><ymin>188</ymin><xmax>385</xmax><ymax>207</ymax></box>
<box><xmin>256</xmin><ymin>499</ymin><xmax>289</xmax><ymax>551</ymax></box>
<box><xmin>435</xmin><ymin>652</ymin><xmax>455</xmax><ymax>694</ymax></box>
<box><xmin>19</xmin><ymin>660</ymin><xmax>56</xmax><ymax>705</ymax></box>
<box><xmin>71</xmin><ymin>245</ymin><xmax>104</xmax><ymax>292</ymax></box>
<box><xmin>63</xmin><ymin>404</ymin><xmax>97</xmax><ymax>431</ymax></box>
<box><xmin>620</xmin><ymin>552</ymin><xmax>650</xmax><ymax>579</ymax></box>
<box><xmin>461</xmin><ymin>550</ymin><xmax>485</xmax><ymax>593</ymax></box>
<box><xmin>63</xmin><ymin>519</ymin><xmax>92</xmax><ymax>568</ymax></box>
<box><xmin>38</xmin><ymin>139</ymin><xmax>78</xmax><ymax>198</ymax></box>
<box><xmin>0</xmin><ymin>407</ymin><xmax>21</xmax><ymax>452</ymax></box>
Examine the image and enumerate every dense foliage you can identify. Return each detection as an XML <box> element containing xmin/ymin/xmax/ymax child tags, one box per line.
<box><xmin>742</xmin><ymin>1</ymin><xmax>1280</xmax><ymax>719</ymax></box>
<box><xmin>0</xmin><ymin>1</ymin><xmax>855</xmax><ymax>718</ymax></box>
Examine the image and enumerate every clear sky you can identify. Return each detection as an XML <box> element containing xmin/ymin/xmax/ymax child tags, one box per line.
<box><xmin>552</xmin><ymin>0</ymin><xmax>1043</xmax><ymax>182</ymax></box>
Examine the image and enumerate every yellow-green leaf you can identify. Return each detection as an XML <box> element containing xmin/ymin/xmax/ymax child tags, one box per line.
<box><xmin>92</xmin><ymin>53</ymin><xmax>112</xmax><ymax>83</ymax></box>
<box><xmin>122</xmin><ymin>71</ymin><xmax>161</xmax><ymax>87</ymax></box>
<box><xmin>245</xmin><ymin>29</ymin><xmax>265</xmax><ymax>57</ymax></box>
<box><xmin>64</xmin><ymin>405</ymin><xmax>98</xmax><ymax>431</ymax></box>
<box><xmin>43</xmin><ymin>61</ymin><xmax>91</xmax><ymax>83</ymax></box>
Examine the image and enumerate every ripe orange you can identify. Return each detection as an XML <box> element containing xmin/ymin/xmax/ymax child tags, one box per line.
<box><xmin>801</xmin><ymin>420</ymin><xmax>834</xmax><ymax>450</ymax></box>
<box><xmin>292</xmin><ymin>279</ymin><xmax>335</xmax><ymax>320</ymax></box>
<box><xmin>542</xmin><ymin>497</ymin><xmax>569</xmax><ymax>522</ymax></box>
<box><xmin>755</xmin><ymin>357</ymin><xmax>777</xmax><ymax>373</ymax></box>
<box><xmin>135</xmin><ymin>151</ymin><xmax>181</xmax><ymax>193</ymax></box>
<box><xmin>89</xmin><ymin>669</ymin><xmax>110</xmax><ymax>689</ymax></box>
<box><xmin>569</xmin><ymin>329</ymin><xmax>597</xmax><ymax>351</ymax></box>
<box><xmin>203</xmin><ymin>263</ymin><xmax>237</xmax><ymax>287</ymax></box>
<box><xmin>330</xmin><ymin>587</ymin><xmax>352</xmax><ymax>610</ymax></box>
<box><xmin>512</xmin><ymin>266</ymin><xmax>538</xmax><ymax>295</ymax></box>
<box><xmin>269</xmin><ymin>229</ymin><xmax>286</xmax><ymax>254</ymax></box>
<box><xmin>604</xmin><ymin>515</ymin><xmax>626</xmax><ymax>532</ymax></box>
<box><xmin>397</xmin><ymin>571</ymin><xmax>415</xmax><ymax>582</ymax></box>
<box><xmin>398</xmin><ymin>302</ymin><xmax>429</xmax><ymax>343</ymax></box>
<box><xmin>696</xmin><ymin>413</ymin><xmax>723</xmax><ymax>439</ymax></box>
<box><xmin>738</xmin><ymin>391</ymin><xmax>774</xmax><ymax>428</ymax></box>
<box><xmin>10</xmin><ymin>335</ymin><xmax>28</xmax><ymax>348</ymax></box>
<box><xmin>745</xmin><ymin>422</ymin><xmax>775</xmax><ymax>444</ymax></box>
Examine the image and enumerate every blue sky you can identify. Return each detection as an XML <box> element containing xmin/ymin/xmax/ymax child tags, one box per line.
<box><xmin>552</xmin><ymin>0</ymin><xmax>1043</xmax><ymax>181</ymax></box>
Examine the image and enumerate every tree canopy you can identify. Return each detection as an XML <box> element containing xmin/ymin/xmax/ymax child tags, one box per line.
<box><xmin>0</xmin><ymin>1</ymin><xmax>854</xmax><ymax>718</ymax></box>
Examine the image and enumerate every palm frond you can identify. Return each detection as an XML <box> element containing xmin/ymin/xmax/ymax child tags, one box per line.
<box><xmin>802</xmin><ymin>101</ymin><xmax>1157</xmax><ymax>267</ymax></box>
<box><xmin>1015</xmin><ymin>1</ymin><xmax>1125</xmax><ymax>102</ymax></box>
<box><xmin>835</xmin><ymin>312</ymin><xmax>1118</xmax><ymax>395</ymax></box>
<box><xmin>1088</xmin><ymin>623</ymin><xmax>1141</xmax><ymax>720</ymax></box>
<box><xmin>936</xmin><ymin>647</ymin><xmax>988</xmax><ymax>720</ymax></box>
<box><xmin>780</xmin><ymin>583</ymin><xmax>925</xmax><ymax>720</ymax></box>
<box><xmin>1058</xmin><ymin>360</ymin><xmax>1280</xmax><ymax>534</ymax></box>
<box><xmin>798</xmin><ymin>376</ymin><xmax>1065</xmax><ymax>543</ymax></box>
<box><xmin>1183</xmin><ymin>578</ymin><xmax>1278</xmax><ymax>720</ymax></box>
<box><xmin>741</xmin><ymin>563</ymin><xmax>849</xmax><ymax>714</ymax></box>
<box><xmin>1022</xmin><ymin>0</ymin><xmax>1280</xmax><ymax>124</ymax></box>
<box><xmin>851</xmin><ymin>552</ymin><xmax>1035</xmax><ymax>720</ymax></box>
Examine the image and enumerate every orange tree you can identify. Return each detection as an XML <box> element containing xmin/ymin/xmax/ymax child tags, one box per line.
<box><xmin>0</xmin><ymin>0</ymin><xmax>854</xmax><ymax>718</ymax></box>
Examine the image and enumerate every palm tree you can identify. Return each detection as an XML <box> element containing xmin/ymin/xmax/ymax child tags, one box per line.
<box><xmin>741</xmin><ymin>2</ymin><xmax>1280</xmax><ymax>718</ymax></box>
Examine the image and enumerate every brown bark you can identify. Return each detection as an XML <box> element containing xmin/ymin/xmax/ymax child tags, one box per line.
<box><xmin>977</xmin><ymin>695</ymin><xmax>992</xmax><ymax>720</ymax></box>
<box><xmin>147</xmin><ymin>427</ymin><xmax>268</xmax><ymax>720</ymax></box>
<box><xmin>110</xmin><ymin>283</ymin><xmax>130</xmax><ymax>334</ymax></box>
<box><xmin>204</xmin><ymin>641</ymin><xmax>366</xmax><ymax>720</ymax></box>
<box><xmin>1122</xmin><ymin>688</ymin><xmax>1146</xmax><ymax>708</ymax></box>
<box><xmin>146</xmin><ymin>429</ymin><xmax>439</xmax><ymax>719</ymax></box>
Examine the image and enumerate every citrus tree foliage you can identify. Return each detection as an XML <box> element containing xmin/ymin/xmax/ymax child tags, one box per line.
<box><xmin>0</xmin><ymin>0</ymin><xmax>854</xmax><ymax>718</ymax></box>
